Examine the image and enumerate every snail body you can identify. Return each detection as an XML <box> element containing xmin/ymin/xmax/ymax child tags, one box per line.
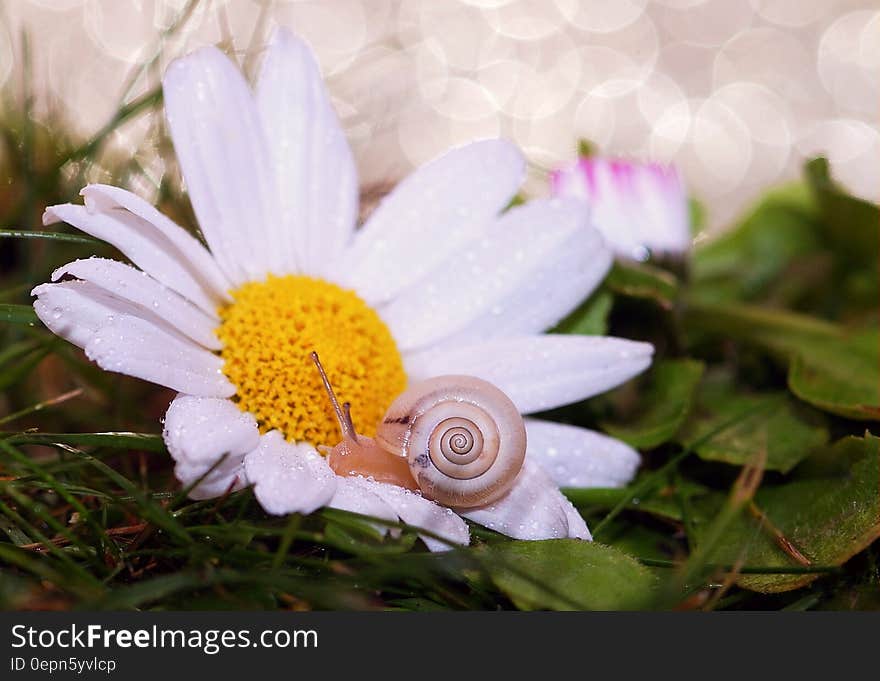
<box><xmin>311</xmin><ymin>353</ymin><xmax>526</xmax><ymax>509</ymax></box>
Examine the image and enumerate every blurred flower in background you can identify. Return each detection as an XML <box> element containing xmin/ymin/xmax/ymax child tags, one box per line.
<box><xmin>550</xmin><ymin>157</ymin><xmax>690</xmax><ymax>261</ymax></box>
<box><xmin>0</xmin><ymin>0</ymin><xmax>878</xmax><ymax>236</ymax></box>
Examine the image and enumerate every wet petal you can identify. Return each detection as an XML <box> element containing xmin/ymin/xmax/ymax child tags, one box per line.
<box><xmin>328</xmin><ymin>476</ymin><xmax>399</xmax><ymax>534</ymax></box>
<box><xmin>351</xmin><ymin>477</ymin><xmax>470</xmax><ymax>552</ymax></box>
<box><xmin>32</xmin><ymin>280</ymin><xmax>233</xmax><ymax>397</ymax></box>
<box><xmin>33</xmin><ymin>280</ymin><xmax>118</xmax><ymax>350</ymax></box>
<box><xmin>562</xmin><ymin>497</ymin><xmax>592</xmax><ymax>540</ymax></box>
<box><xmin>163</xmin><ymin>46</ymin><xmax>284</xmax><ymax>283</ymax></box>
<box><xmin>382</xmin><ymin>198</ymin><xmax>611</xmax><ymax>351</ymax></box>
<box><xmin>406</xmin><ymin>334</ymin><xmax>654</xmax><ymax>414</ymax></box>
<box><xmin>334</xmin><ymin>139</ymin><xmax>525</xmax><ymax>304</ymax></box>
<box><xmin>243</xmin><ymin>432</ymin><xmax>337</xmax><ymax>515</ymax></box>
<box><xmin>80</xmin><ymin>184</ymin><xmax>231</xmax><ymax>307</ymax></box>
<box><xmin>164</xmin><ymin>395</ymin><xmax>257</xmax><ymax>501</ymax></box>
<box><xmin>461</xmin><ymin>462</ymin><xmax>581</xmax><ymax>540</ymax></box>
<box><xmin>44</xmin><ymin>199</ymin><xmax>226</xmax><ymax>315</ymax></box>
<box><xmin>525</xmin><ymin>418</ymin><xmax>641</xmax><ymax>488</ymax></box>
<box><xmin>174</xmin><ymin>457</ymin><xmax>247</xmax><ymax>501</ymax></box>
<box><xmin>163</xmin><ymin>395</ymin><xmax>259</xmax><ymax>467</ymax></box>
<box><xmin>52</xmin><ymin>258</ymin><xmax>220</xmax><ymax>350</ymax></box>
<box><xmin>86</xmin><ymin>315</ymin><xmax>232</xmax><ymax>397</ymax></box>
<box><xmin>256</xmin><ymin>28</ymin><xmax>358</xmax><ymax>275</ymax></box>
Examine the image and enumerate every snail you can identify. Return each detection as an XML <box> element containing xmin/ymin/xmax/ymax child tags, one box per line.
<box><xmin>310</xmin><ymin>352</ymin><xmax>526</xmax><ymax>509</ymax></box>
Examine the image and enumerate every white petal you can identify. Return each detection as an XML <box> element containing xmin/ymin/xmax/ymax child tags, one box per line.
<box><xmin>175</xmin><ymin>459</ymin><xmax>247</xmax><ymax>500</ymax></box>
<box><xmin>167</xmin><ymin>397</ymin><xmax>257</xmax><ymax>499</ymax></box>
<box><xmin>31</xmin><ymin>276</ymin><xmax>219</xmax><ymax>361</ymax></box>
<box><xmin>44</xmin><ymin>201</ymin><xmax>225</xmax><ymax>315</ymax></box>
<box><xmin>256</xmin><ymin>29</ymin><xmax>357</xmax><ymax>275</ymax></box>
<box><xmin>33</xmin><ymin>280</ymin><xmax>114</xmax><ymax>350</ymax></box>
<box><xmin>333</xmin><ymin>139</ymin><xmax>525</xmax><ymax>303</ymax></box>
<box><xmin>163</xmin><ymin>46</ymin><xmax>284</xmax><ymax>283</ymax></box>
<box><xmin>174</xmin><ymin>449</ymin><xmax>247</xmax><ymax>500</ymax></box>
<box><xmin>52</xmin><ymin>258</ymin><xmax>220</xmax><ymax>350</ymax></box>
<box><xmin>525</xmin><ymin>419</ymin><xmax>641</xmax><ymax>489</ymax></box>
<box><xmin>381</xmin><ymin>198</ymin><xmax>610</xmax><ymax>351</ymax></box>
<box><xmin>80</xmin><ymin>184</ymin><xmax>231</xmax><ymax>306</ymax></box>
<box><xmin>443</xmin><ymin>210</ymin><xmax>611</xmax><ymax>346</ymax></box>
<box><xmin>406</xmin><ymin>335</ymin><xmax>654</xmax><ymax>414</ymax></box>
<box><xmin>32</xmin><ymin>285</ymin><xmax>235</xmax><ymax>396</ymax></box>
<box><xmin>85</xmin><ymin>315</ymin><xmax>232</xmax><ymax>396</ymax></box>
<box><xmin>328</xmin><ymin>476</ymin><xmax>399</xmax><ymax>534</ymax></box>
<box><xmin>561</xmin><ymin>497</ymin><xmax>592</xmax><ymax>540</ymax></box>
<box><xmin>351</xmin><ymin>478</ymin><xmax>470</xmax><ymax>552</ymax></box>
<box><xmin>243</xmin><ymin>432</ymin><xmax>337</xmax><ymax>515</ymax></box>
<box><xmin>163</xmin><ymin>395</ymin><xmax>259</xmax><ymax>467</ymax></box>
<box><xmin>461</xmin><ymin>462</ymin><xmax>579</xmax><ymax>540</ymax></box>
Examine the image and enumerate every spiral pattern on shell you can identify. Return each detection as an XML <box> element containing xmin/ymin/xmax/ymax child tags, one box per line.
<box><xmin>437</xmin><ymin>421</ymin><xmax>478</xmax><ymax>460</ymax></box>
<box><xmin>376</xmin><ymin>376</ymin><xmax>526</xmax><ymax>509</ymax></box>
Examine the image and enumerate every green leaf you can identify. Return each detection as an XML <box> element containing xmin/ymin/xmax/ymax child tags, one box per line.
<box><xmin>788</xmin><ymin>328</ymin><xmax>880</xmax><ymax>420</ymax></box>
<box><xmin>552</xmin><ymin>289</ymin><xmax>613</xmax><ymax>336</ymax></box>
<box><xmin>689</xmin><ymin>197</ymin><xmax>707</xmax><ymax>237</ymax></box>
<box><xmin>480</xmin><ymin>540</ymin><xmax>658</xmax><ymax>610</ymax></box>
<box><xmin>685</xmin><ymin>300</ymin><xmax>880</xmax><ymax>420</ymax></box>
<box><xmin>685</xmin><ymin>298</ymin><xmax>837</xmax><ymax>356</ymax></box>
<box><xmin>691</xmin><ymin>182</ymin><xmax>820</xmax><ymax>304</ymax></box>
<box><xmin>606</xmin><ymin>260</ymin><xmax>678</xmax><ymax>310</ymax></box>
<box><xmin>0</xmin><ymin>303</ymin><xmax>38</xmax><ymax>325</ymax></box>
<box><xmin>564</xmin><ymin>477</ymin><xmax>711</xmax><ymax>523</ymax></box>
<box><xmin>597</xmin><ymin>519</ymin><xmax>681</xmax><ymax>564</ymax></box>
<box><xmin>601</xmin><ymin>358</ymin><xmax>705</xmax><ymax>449</ymax></box>
<box><xmin>677</xmin><ymin>374</ymin><xmax>829</xmax><ymax>473</ymax></box>
<box><xmin>692</xmin><ymin>434</ymin><xmax>880</xmax><ymax>593</ymax></box>
<box><xmin>805</xmin><ymin>157</ymin><xmax>880</xmax><ymax>267</ymax></box>
<box><xmin>576</xmin><ymin>138</ymin><xmax>596</xmax><ymax>157</ymax></box>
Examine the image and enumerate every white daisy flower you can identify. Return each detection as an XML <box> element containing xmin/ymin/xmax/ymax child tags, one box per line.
<box><xmin>32</xmin><ymin>29</ymin><xmax>653</xmax><ymax>551</ymax></box>
<box><xmin>551</xmin><ymin>157</ymin><xmax>691</xmax><ymax>262</ymax></box>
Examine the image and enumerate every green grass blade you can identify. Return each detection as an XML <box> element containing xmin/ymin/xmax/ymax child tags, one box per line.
<box><xmin>0</xmin><ymin>229</ymin><xmax>98</xmax><ymax>244</ymax></box>
<box><xmin>0</xmin><ymin>544</ymin><xmax>104</xmax><ymax>601</ymax></box>
<box><xmin>0</xmin><ymin>303</ymin><xmax>38</xmax><ymax>325</ymax></box>
<box><xmin>0</xmin><ymin>440</ymin><xmax>114</xmax><ymax>560</ymax></box>
<box><xmin>4</xmin><ymin>432</ymin><xmax>166</xmax><ymax>452</ymax></box>
<box><xmin>70</xmin><ymin>450</ymin><xmax>192</xmax><ymax>545</ymax></box>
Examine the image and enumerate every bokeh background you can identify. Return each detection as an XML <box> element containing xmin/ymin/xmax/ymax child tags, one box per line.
<box><xmin>1</xmin><ymin>0</ymin><xmax>878</xmax><ymax>233</ymax></box>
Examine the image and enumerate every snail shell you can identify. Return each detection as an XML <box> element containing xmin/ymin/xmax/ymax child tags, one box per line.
<box><xmin>375</xmin><ymin>375</ymin><xmax>526</xmax><ymax>509</ymax></box>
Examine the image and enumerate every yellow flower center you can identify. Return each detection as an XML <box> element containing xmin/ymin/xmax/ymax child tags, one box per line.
<box><xmin>216</xmin><ymin>274</ymin><xmax>406</xmax><ymax>447</ymax></box>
